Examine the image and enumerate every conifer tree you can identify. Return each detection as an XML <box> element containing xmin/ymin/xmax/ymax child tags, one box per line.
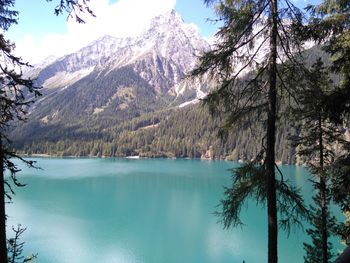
<box><xmin>301</xmin><ymin>0</ymin><xmax>350</xmax><ymax>257</ymax></box>
<box><xmin>0</xmin><ymin>2</ymin><xmax>40</xmax><ymax>261</ymax></box>
<box><xmin>302</xmin><ymin>0</ymin><xmax>350</xmax><ymax>123</ymax></box>
<box><xmin>7</xmin><ymin>225</ymin><xmax>37</xmax><ymax>263</ymax></box>
<box><xmin>303</xmin><ymin>194</ymin><xmax>336</xmax><ymax>263</ymax></box>
<box><xmin>192</xmin><ymin>0</ymin><xmax>309</xmax><ymax>262</ymax></box>
<box><xmin>291</xmin><ymin>59</ymin><xmax>339</xmax><ymax>263</ymax></box>
<box><xmin>0</xmin><ymin>1</ymin><xmax>93</xmax><ymax>261</ymax></box>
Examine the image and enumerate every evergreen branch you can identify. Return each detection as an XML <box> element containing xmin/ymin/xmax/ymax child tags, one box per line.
<box><xmin>224</xmin><ymin>0</ymin><xmax>269</xmax><ymax>47</ymax></box>
<box><xmin>284</xmin><ymin>0</ymin><xmax>303</xmax><ymax>21</ymax></box>
<box><xmin>217</xmin><ymin>163</ymin><xmax>266</xmax><ymax>228</ymax></box>
<box><xmin>276</xmin><ymin>180</ymin><xmax>310</xmax><ymax>235</ymax></box>
<box><xmin>276</xmin><ymin>20</ymin><xmax>302</xmax><ymax>67</ymax></box>
<box><xmin>275</xmin><ymin>65</ymin><xmax>299</xmax><ymax>104</ymax></box>
<box><xmin>226</xmin><ymin>22</ymin><xmax>269</xmax><ymax>58</ymax></box>
<box><xmin>229</xmin><ymin>35</ymin><xmax>269</xmax><ymax>83</ymax></box>
<box><xmin>218</xmin><ymin>163</ymin><xmax>309</xmax><ymax>234</ymax></box>
<box><xmin>274</xmin><ymin>162</ymin><xmax>284</xmax><ymax>182</ymax></box>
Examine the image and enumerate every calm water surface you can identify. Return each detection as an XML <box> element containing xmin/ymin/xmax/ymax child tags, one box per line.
<box><xmin>5</xmin><ymin>158</ymin><xmax>343</xmax><ymax>263</ymax></box>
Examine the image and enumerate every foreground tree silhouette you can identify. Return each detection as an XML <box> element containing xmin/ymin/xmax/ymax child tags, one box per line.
<box><xmin>0</xmin><ymin>1</ymin><xmax>40</xmax><ymax>260</ymax></box>
<box><xmin>290</xmin><ymin>59</ymin><xmax>339</xmax><ymax>263</ymax></box>
<box><xmin>301</xmin><ymin>0</ymin><xmax>350</xmax><ymax>260</ymax></box>
<box><xmin>7</xmin><ymin>225</ymin><xmax>37</xmax><ymax>263</ymax></box>
<box><xmin>192</xmin><ymin>0</ymin><xmax>309</xmax><ymax>262</ymax></box>
<box><xmin>0</xmin><ymin>1</ymin><xmax>93</xmax><ymax>262</ymax></box>
<box><xmin>304</xmin><ymin>0</ymin><xmax>350</xmax><ymax>123</ymax></box>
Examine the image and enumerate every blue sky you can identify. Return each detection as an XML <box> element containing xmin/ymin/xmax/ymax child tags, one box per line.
<box><xmin>6</xmin><ymin>0</ymin><xmax>219</xmax><ymax>63</ymax></box>
<box><xmin>8</xmin><ymin>0</ymin><xmax>218</xmax><ymax>39</ymax></box>
<box><xmin>7</xmin><ymin>0</ymin><xmax>316</xmax><ymax>64</ymax></box>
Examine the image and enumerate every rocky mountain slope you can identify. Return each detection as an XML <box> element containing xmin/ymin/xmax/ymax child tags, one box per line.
<box><xmin>27</xmin><ymin>10</ymin><xmax>208</xmax><ymax>121</ymax></box>
<box><xmin>36</xmin><ymin>10</ymin><xmax>208</xmax><ymax>92</ymax></box>
<box><xmin>11</xmin><ymin>9</ymin><xmax>298</xmax><ymax>162</ymax></box>
<box><xmin>12</xmin><ymin>10</ymin><xmax>214</xmax><ymax>152</ymax></box>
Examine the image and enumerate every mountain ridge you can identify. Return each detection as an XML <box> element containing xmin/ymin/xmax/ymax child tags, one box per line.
<box><xmin>11</xmin><ymin>9</ymin><xmax>298</xmax><ymax>163</ymax></box>
<box><xmin>33</xmin><ymin>10</ymin><xmax>209</xmax><ymax>94</ymax></box>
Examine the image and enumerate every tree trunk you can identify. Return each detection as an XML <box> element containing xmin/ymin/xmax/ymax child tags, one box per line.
<box><xmin>267</xmin><ymin>0</ymin><xmax>278</xmax><ymax>262</ymax></box>
<box><xmin>0</xmin><ymin>137</ymin><xmax>8</xmax><ymax>263</ymax></box>
<box><xmin>320</xmin><ymin>177</ymin><xmax>328</xmax><ymax>263</ymax></box>
<box><xmin>318</xmin><ymin>116</ymin><xmax>328</xmax><ymax>263</ymax></box>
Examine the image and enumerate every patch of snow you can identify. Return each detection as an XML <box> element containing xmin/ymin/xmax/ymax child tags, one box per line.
<box><xmin>140</xmin><ymin>123</ymin><xmax>159</xmax><ymax>130</ymax></box>
<box><xmin>60</xmin><ymin>85</ymin><xmax>69</xmax><ymax>91</ymax></box>
<box><xmin>43</xmin><ymin>66</ymin><xmax>94</xmax><ymax>89</ymax></box>
<box><xmin>176</xmin><ymin>82</ymin><xmax>207</xmax><ymax>108</ymax></box>
<box><xmin>93</xmin><ymin>107</ymin><xmax>104</xmax><ymax>115</ymax></box>
<box><xmin>178</xmin><ymin>98</ymin><xmax>200</xmax><ymax>108</ymax></box>
<box><xmin>196</xmin><ymin>87</ymin><xmax>207</xmax><ymax>99</ymax></box>
<box><xmin>40</xmin><ymin>116</ymin><xmax>49</xmax><ymax>124</ymax></box>
<box><xmin>36</xmin><ymin>55</ymin><xmax>58</xmax><ymax>68</ymax></box>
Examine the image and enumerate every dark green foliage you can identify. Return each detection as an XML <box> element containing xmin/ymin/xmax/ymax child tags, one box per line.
<box><xmin>219</xmin><ymin>164</ymin><xmax>266</xmax><ymax>228</ymax></box>
<box><xmin>301</xmin><ymin>1</ymin><xmax>350</xmax><ymax>259</ymax></box>
<box><xmin>0</xmin><ymin>0</ymin><xmax>17</xmax><ymax>30</ymax></box>
<box><xmin>12</xmin><ymin>103</ymin><xmax>297</xmax><ymax>163</ymax></box>
<box><xmin>331</xmin><ymin>154</ymin><xmax>350</xmax><ymax>214</ymax></box>
<box><xmin>302</xmin><ymin>0</ymin><xmax>350</xmax><ymax>125</ymax></box>
<box><xmin>219</xmin><ymin>162</ymin><xmax>309</xmax><ymax>234</ymax></box>
<box><xmin>291</xmin><ymin>59</ymin><xmax>342</xmax><ymax>163</ymax></box>
<box><xmin>303</xmin><ymin>188</ymin><xmax>337</xmax><ymax>263</ymax></box>
<box><xmin>330</xmin><ymin>145</ymin><xmax>350</xmax><ymax>246</ymax></box>
<box><xmin>289</xmin><ymin>59</ymin><xmax>340</xmax><ymax>263</ymax></box>
<box><xmin>47</xmin><ymin>0</ymin><xmax>95</xmax><ymax>23</ymax></box>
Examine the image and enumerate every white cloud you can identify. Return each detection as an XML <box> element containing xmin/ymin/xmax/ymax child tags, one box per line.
<box><xmin>14</xmin><ymin>0</ymin><xmax>176</xmax><ymax>64</ymax></box>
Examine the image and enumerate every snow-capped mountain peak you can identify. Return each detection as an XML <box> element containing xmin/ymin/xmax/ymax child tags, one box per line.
<box><xmin>35</xmin><ymin>9</ymin><xmax>209</xmax><ymax>94</ymax></box>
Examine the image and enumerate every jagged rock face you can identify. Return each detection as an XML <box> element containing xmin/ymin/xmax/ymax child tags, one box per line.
<box><xmin>132</xmin><ymin>53</ymin><xmax>183</xmax><ymax>93</ymax></box>
<box><xmin>35</xmin><ymin>10</ymin><xmax>209</xmax><ymax>95</ymax></box>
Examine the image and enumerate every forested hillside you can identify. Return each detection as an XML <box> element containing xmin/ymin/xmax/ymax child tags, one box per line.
<box><xmin>9</xmin><ymin>13</ymin><xmax>328</xmax><ymax>164</ymax></box>
<box><xmin>14</xmin><ymin>103</ymin><xmax>296</xmax><ymax>163</ymax></box>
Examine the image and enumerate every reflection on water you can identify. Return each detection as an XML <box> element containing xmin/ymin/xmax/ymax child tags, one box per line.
<box><xmin>5</xmin><ymin>158</ymin><xmax>342</xmax><ymax>263</ymax></box>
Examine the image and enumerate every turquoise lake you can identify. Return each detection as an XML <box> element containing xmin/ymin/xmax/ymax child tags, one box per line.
<box><xmin>5</xmin><ymin>158</ymin><xmax>344</xmax><ymax>263</ymax></box>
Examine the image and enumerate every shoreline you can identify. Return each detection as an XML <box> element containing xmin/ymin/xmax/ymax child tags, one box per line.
<box><xmin>20</xmin><ymin>154</ymin><xmax>224</xmax><ymax>161</ymax></box>
<box><xmin>18</xmin><ymin>153</ymin><xmax>297</xmax><ymax>165</ymax></box>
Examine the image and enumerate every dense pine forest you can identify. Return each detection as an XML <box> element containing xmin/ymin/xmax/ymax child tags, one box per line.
<box><xmin>13</xmin><ymin>104</ymin><xmax>296</xmax><ymax>163</ymax></box>
<box><xmin>11</xmin><ymin>47</ymin><xmax>328</xmax><ymax>163</ymax></box>
<box><xmin>12</xmin><ymin>48</ymin><xmax>329</xmax><ymax>162</ymax></box>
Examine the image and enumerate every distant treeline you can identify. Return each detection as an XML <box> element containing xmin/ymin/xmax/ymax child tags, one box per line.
<box><xmin>13</xmin><ymin>104</ymin><xmax>297</xmax><ymax>163</ymax></box>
